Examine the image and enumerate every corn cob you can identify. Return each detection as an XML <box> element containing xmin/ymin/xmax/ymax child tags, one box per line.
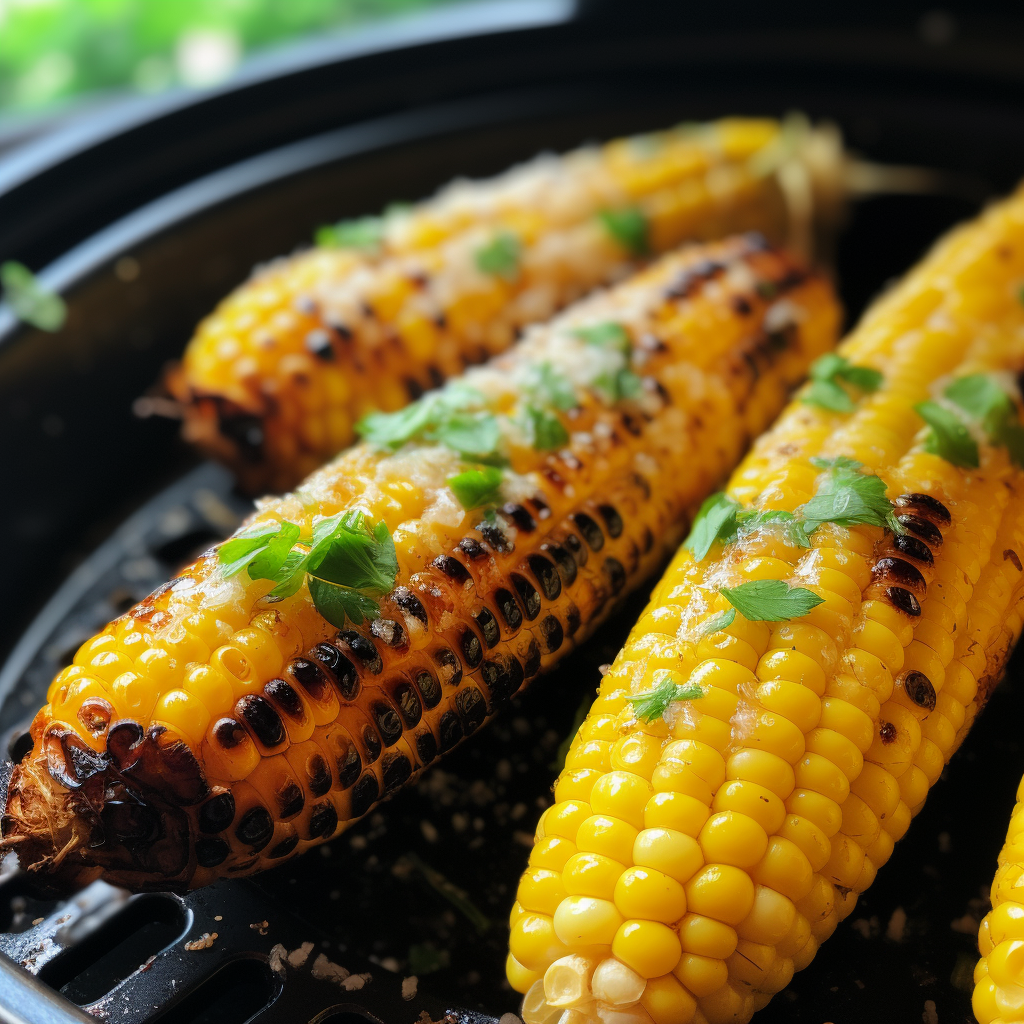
<box><xmin>1</xmin><ymin>236</ymin><xmax>837</xmax><ymax>891</ymax></box>
<box><xmin>976</xmin><ymin>780</ymin><xmax>1024</xmax><ymax>1021</ymax></box>
<box><xmin>167</xmin><ymin>116</ymin><xmax>846</xmax><ymax>493</ymax></box>
<box><xmin>507</xmin><ymin>187</ymin><xmax>1024</xmax><ymax>1024</ymax></box>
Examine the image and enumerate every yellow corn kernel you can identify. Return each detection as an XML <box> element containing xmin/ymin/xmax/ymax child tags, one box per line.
<box><xmin>612</xmin><ymin>920</ymin><xmax>683</xmax><ymax>979</ymax></box>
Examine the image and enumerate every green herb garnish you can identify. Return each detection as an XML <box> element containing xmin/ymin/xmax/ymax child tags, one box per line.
<box><xmin>699</xmin><ymin>608</ymin><xmax>737</xmax><ymax>638</ymax></box>
<box><xmin>219</xmin><ymin>511</ymin><xmax>397</xmax><ymax>628</ymax></box>
<box><xmin>573</xmin><ymin>320</ymin><xmax>632</xmax><ymax>353</ymax></box>
<box><xmin>520</xmin><ymin>405</ymin><xmax>569</xmax><ymax>451</ymax></box>
<box><xmin>627</xmin><ymin>671</ymin><xmax>703</xmax><ymax>723</ymax></box>
<box><xmin>915</xmin><ymin>400</ymin><xmax>980</xmax><ymax>469</ymax></box>
<box><xmin>735</xmin><ymin>508</ymin><xmax>813</xmax><ymax>548</ymax></box>
<box><xmin>684</xmin><ymin>492</ymin><xmax>741</xmax><ymax>561</ymax></box>
<box><xmin>594</xmin><ymin>367</ymin><xmax>644</xmax><ymax>404</ymax></box>
<box><xmin>475</xmin><ymin>231</ymin><xmax>521</xmax><ymax>280</ymax></box>
<box><xmin>598</xmin><ymin>207</ymin><xmax>649</xmax><ymax>256</ymax></box>
<box><xmin>1</xmin><ymin>261</ymin><xmax>66</xmax><ymax>332</ymax></box>
<box><xmin>447</xmin><ymin>466</ymin><xmax>503</xmax><ymax>509</ymax></box>
<box><xmin>800</xmin><ymin>456</ymin><xmax>903</xmax><ymax>534</ymax></box>
<box><xmin>525</xmin><ymin>363</ymin><xmax>578</xmax><ymax>411</ymax></box>
<box><xmin>720</xmin><ymin>579</ymin><xmax>824</xmax><ymax>621</ymax></box>
<box><xmin>944</xmin><ymin>374</ymin><xmax>1024</xmax><ymax>466</ymax></box>
<box><xmin>802</xmin><ymin>353</ymin><xmax>883</xmax><ymax>413</ymax></box>
<box><xmin>316</xmin><ymin>215</ymin><xmax>385</xmax><ymax>250</ymax></box>
<box><xmin>357</xmin><ymin>384</ymin><xmax>504</xmax><ymax>462</ymax></box>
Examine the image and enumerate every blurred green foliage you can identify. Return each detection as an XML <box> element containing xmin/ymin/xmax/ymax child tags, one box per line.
<box><xmin>0</xmin><ymin>0</ymin><xmax>440</xmax><ymax>115</ymax></box>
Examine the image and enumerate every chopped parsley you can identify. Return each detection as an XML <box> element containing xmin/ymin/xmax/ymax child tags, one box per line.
<box><xmin>475</xmin><ymin>231</ymin><xmax>521</xmax><ymax>280</ymax></box>
<box><xmin>627</xmin><ymin>671</ymin><xmax>703</xmax><ymax>723</ymax></box>
<box><xmin>944</xmin><ymin>374</ymin><xmax>1024</xmax><ymax>466</ymax></box>
<box><xmin>316</xmin><ymin>215</ymin><xmax>386</xmax><ymax>250</ymax></box>
<box><xmin>684</xmin><ymin>458</ymin><xmax>901</xmax><ymax>562</ymax></box>
<box><xmin>573</xmin><ymin>321</ymin><xmax>631</xmax><ymax>353</ymax></box>
<box><xmin>721</xmin><ymin>579</ymin><xmax>824</xmax><ymax>621</ymax></box>
<box><xmin>357</xmin><ymin>384</ymin><xmax>504</xmax><ymax>463</ymax></box>
<box><xmin>598</xmin><ymin>207</ymin><xmax>649</xmax><ymax>256</ymax></box>
<box><xmin>219</xmin><ymin>511</ymin><xmax>398</xmax><ymax>628</ymax></box>
<box><xmin>684</xmin><ymin>492</ymin><xmax>741</xmax><ymax>561</ymax></box>
<box><xmin>1</xmin><ymin>261</ymin><xmax>66</xmax><ymax>332</ymax></box>
<box><xmin>915</xmin><ymin>400</ymin><xmax>979</xmax><ymax>468</ymax></box>
<box><xmin>447</xmin><ymin>466</ymin><xmax>503</xmax><ymax>509</ymax></box>
<box><xmin>699</xmin><ymin>608</ymin><xmax>737</xmax><ymax>637</ymax></box>
<box><xmin>803</xmin><ymin>353</ymin><xmax>883</xmax><ymax>413</ymax></box>
<box><xmin>519</xmin><ymin>405</ymin><xmax>569</xmax><ymax>451</ymax></box>
<box><xmin>800</xmin><ymin>456</ymin><xmax>903</xmax><ymax>534</ymax></box>
<box><xmin>525</xmin><ymin>363</ymin><xmax>578</xmax><ymax>411</ymax></box>
<box><xmin>594</xmin><ymin>367</ymin><xmax>644</xmax><ymax>404</ymax></box>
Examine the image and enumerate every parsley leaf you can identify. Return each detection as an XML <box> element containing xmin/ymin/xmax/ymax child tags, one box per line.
<box><xmin>627</xmin><ymin>671</ymin><xmax>703</xmax><ymax>723</ymax></box>
<box><xmin>520</xmin><ymin>405</ymin><xmax>569</xmax><ymax>451</ymax></box>
<box><xmin>735</xmin><ymin>508</ymin><xmax>813</xmax><ymax>548</ymax></box>
<box><xmin>721</xmin><ymin>579</ymin><xmax>824</xmax><ymax>621</ymax></box>
<box><xmin>699</xmin><ymin>608</ymin><xmax>737</xmax><ymax>637</ymax></box>
<box><xmin>357</xmin><ymin>385</ymin><xmax>504</xmax><ymax>462</ymax></box>
<box><xmin>573</xmin><ymin>321</ymin><xmax>631</xmax><ymax>353</ymax></box>
<box><xmin>944</xmin><ymin>374</ymin><xmax>1024</xmax><ymax>467</ymax></box>
<box><xmin>526</xmin><ymin>363</ymin><xmax>578</xmax><ymax>411</ymax></box>
<box><xmin>475</xmin><ymin>231</ymin><xmax>520</xmax><ymax>280</ymax></box>
<box><xmin>802</xmin><ymin>353</ymin><xmax>882</xmax><ymax>413</ymax></box>
<box><xmin>684</xmin><ymin>492</ymin><xmax>741</xmax><ymax>561</ymax></box>
<box><xmin>598</xmin><ymin>207</ymin><xmax>649</xmax><ymax>256</ymax></box>
<box><xmin>594</xmin><ymin>368</ymin><xmax>644</xmax><ymax>404</ymax></box>
<box><xmin>1</xmin><ymin>261</ymin><xmax>66</xmax><ymax>332</ymax></box>
<box><xmin>800</xmin><ymin>457</ymin><xmax>902</xmax><ymax>533</ymax></box>
<box><xmin>217</xmin><ymin>511</ymin><xmax>398</xmax><ymax>628</ymax></box>
<box><xmin>447</xmin><ymin>466</ymin><xmax>503</xmax><ymax>509</ymax></box>
<box><xmin>915</xmin><ymin>400</ymin><xmax>980</xmax><ymax>468</ymax></box>
<box><xmin>316</xmin><ymin>215</ymin><xmax>385</xmax><ymax>250</ymax></box>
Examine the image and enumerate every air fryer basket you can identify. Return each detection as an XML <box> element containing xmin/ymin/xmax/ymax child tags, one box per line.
<box><xmin>2</xmin><ymin>3</ymin><xmax>1024</xmax><ymax>1022</ymax></box>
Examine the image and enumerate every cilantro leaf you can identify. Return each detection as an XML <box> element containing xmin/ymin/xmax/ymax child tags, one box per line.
<box><xmin>996</xmin><ymin>417</ymin><xmax>1024</xmax><ymax>467</ymax></box>
<box><xmin>803</xmin><ymin>378</ymin><xmax>855</xmax><ymax>413</ymax></box>
<box><xmin>311</xmin><ymin>513</ymin><xmax>399</xmax><ymax>594</ymax></box>
<box><xmin>1</xmin><ymin>261</ymin><xmax>66</xmax><ymax>332</ymax></box>
<box><xmin>316</xmin><ymin>215</ymin><xmax>385</xmax><ymax>250</ymax></box>
<box><xmin>915</xmin><ymin>400</ymin><xmax>980</xmax><ymax>468</ymax></box>
<box><xmin>246</xmin><ymin>521</ymin><xmax>302</xmax><ymax>581</ymax></box>
<box><xmin>594</xmin><ymin>368</ymin><xmax>644</xmax><ymax>404</ymax></box>
<box><xmin>598</xmin><ymin>207</ymin><xmax>649</xmax><ymax>256</ymax></box>
<box><xmin>802</xmin><ymin>353</ymin><xmax>882</xmax><ymax>413</ymax></box>
<box><xmin>627</xmin><ymin>671</ymin><xmax>703</xmax><ymax>723</ymax></box>
<box><xmin>357</xmin><ymin>399</ymin><xmax>441</xmax><ymax>449</ymax></box>
<box><xmin>943</xmin><ymin>374</ymin><xmax>1024</xmax><ymax>467</ymax></box>
<box><xmin>735</xmin><ymin>508</ymin><xmax>813</xmax><ymax>548</ymax></box>
<box><xmin>433</xmin><ymin>411</ymin><xmax>503</xmax><ymax>460</ymax></box>
<box><xmin>475</xmin><ymin>231</ymin><xmax>520</xmax><ymax>280</ymax></box>
<box><xmin>684</xmin><ymin>492</ymin><xmax>741</xmax><ymax>561</ymax></box>
<box><xmin>307</xmin><ymin>577</ymin><xmax>382</xmax><ymax>627</ymax></box>
<box><xmin>799</xmin><ymin>458</ymin><xmax>902</xmax><ymax>534</ymax></box>
<box><xmin>699</xmin><ymin>608</ymin><xmax>736</xmax><ymax>638</ymax></box>
<box><xmin>720</xmin><ymin>579</ymin><xmax>825</xmax><ymax>621</ymax></box>
<box><xmin>447</xmin><ymin>466</ymin><xmax>503</xmax><ymax>509</ymax></box>
<box><xmin>219</xmin><ymin>521</ymin><xmax>288</xmax><ymax>578</ymax></box>
<box><xmin>526</xmin><ymin>363</ymin><xmax>578</xmax><ymax>411</ymax></box>
<box><xmin>573</xmin><ymin>321</ymin><xmax>631</xmax><ymax>353</ymax></box>
<box><xmin>520</xmin><ymin>405</ymin><xmax>569</xmax><ymax>451</ymax></box>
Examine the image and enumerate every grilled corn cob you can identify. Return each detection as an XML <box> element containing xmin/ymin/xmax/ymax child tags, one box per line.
<box><xmin>976</xmin><ymin>778</ymin><xmax>1024</xmax><ymax>1022</ymax></box>
<box><xmin>1</xmin><ymin>236</ymin><xmax>837</xmax><ymax>891</ymax></box>
<box><xmin>167</xmin><ymin>116</ymin><xmax>847</xmax><ymax>493</ymax></box>
<box><xmin>508</xmin><ymin>187</ymin><xmax>1024</xmax><ymax>1024</ymax></box>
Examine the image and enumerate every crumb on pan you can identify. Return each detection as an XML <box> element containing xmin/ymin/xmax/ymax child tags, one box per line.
<box><xmin>184</xmin><ymin>932</ymin><xmax>217</xmax><ymax>951</ymax></box>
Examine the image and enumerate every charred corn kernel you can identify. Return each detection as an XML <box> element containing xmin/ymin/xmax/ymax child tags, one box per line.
<box><xmin>169</xmin><ymin>117</ymin><xmax>849</xmax><ymax>493</ymax></box>
<box><xmin>6</xmin><ymin>238</ymin><xmax>840</xmax><ymax>893</ymax></box>
<box><xmin>515</xmin><ymin>184</ymin><xmax>1024</xmax><ymax>1021</ymax></box>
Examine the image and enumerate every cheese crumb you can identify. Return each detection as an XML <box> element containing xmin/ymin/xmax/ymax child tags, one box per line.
<box><xmin>311</xmin><ymin>953</ymin><xmax>350</xmax><ymax>984</ymax></box>
<box><xmin>184</xmin><ymin>932</ymin><xmax>217</xmax><ymax>951</ymax></box>
<box><xmin>922</xmin><ymin>999</ymin><xmax>938</xmax><ymax>1024</ymax></box>
<box><xmin>269</xmin><ymin>944</ymin><xmax>288</xmax><ymax>976</ymax></box>
<box><xmin>341</xmin><ymin>972</ymin><xmax>372</xmax><ymax>991</ymax></box>
<box><xmin>886</xmin><ymin>907</ymin><xmax>907</xmax><ymax>942</ymax></box>
<box><xmin>287</xmin><ymin>942</ymin><xmax>314</xmax><ymax>968</ymax></box>
<box><xmin>402</xmin><ymin>976</ymin><xmax>419</xmax><ymax>1000</ymax></box>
